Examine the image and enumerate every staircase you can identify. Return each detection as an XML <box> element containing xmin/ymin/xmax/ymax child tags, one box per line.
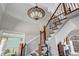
<box><xmin>46</xmin><ymin>3</ymin><xmax>79</xmax><ymax>37</ymax></box>
<box><xmin>27</xmin><ymin>3</ymin><xmax>79</xmax><ymax>56</ymax></box>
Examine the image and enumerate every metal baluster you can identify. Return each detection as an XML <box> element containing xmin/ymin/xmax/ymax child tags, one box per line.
<box><xmin>58</xmin><ymin>16</ymin><xmax>62</xmax><ymax>25</ymax></box>
<box><xmin>52</xmin><ymin>18</ymin><xmax>58</xmax><ymax>30</ymax></box>
<box><xmin>60</xmin><ymin>5</ymin><xmax>63</xmax><ymax>13</ymax></box>
<box><xmin>56</xmin><ymin>8</ymin><xmax>60</xmax><ymax>25</ymax></box>
<box><xmin>56</xmin><ymin>8</ymin><xmax>59</xmax><ymax>17</ymax></box>
<box><xmin>62</xmin><ymin>4</ymin><xmax>65</xmax><ymax>13</ymax></box>
<box><xmin>60</xmin><ymin>5</ymin><xmax>63</xmax><ymax>19</ymax></box>
<box><xmin>70</xmin><ymin>3</ymin><xmax>73</xmax><ymax>11</ymax></box>
<box><xmin>73</xmin><ymin>3</ymin><xmax>76</xmax><ymax>9</ymax></box>
<box><xmin>66</xmin><ymin>3</ymin><xmax>71</xmax><ymax>13</ymax></box>
<box><xmin>51</xmin><ymin>19</ymin><xmax>54</xmax><ymax>29</ymax></box>
<box><xmin>55</xmin><ymin>7</ymin><xmax>61</xmax><ymax>25</ymax></box>
<box><xmin>67</xmin><ymin>3</ymin><xmax>71</xmax><ymax>12</ymax></box>
<box><xmin>49</xmin><ymin>20</ymin><xmax>52</xmax><ymax>29</ymax></box>
<box><xmin>62</xmin><ymin>5</ymin><xmax>65</xmax><ymax>19</ymax></box>
<box><xmin>65</xmin><ymin>3</ymin><xmax>67</xmax><ymax>12</ymax></box>
<box><xmin>56</xmin><ymin>11</ymin><xmax>58</xmax><ymax>17</ymax></box>
<box><xmin>75</xmin><ymin>3</ymin><xmax>79</xmax><ymax>8</ymax></box>
<box><xmin>59</xmin><ymin>5</ymin><xmax>63</xmax><ymax>19</ymax></box>
<box><xmin>63</xmin><ymin>3</ymin><xmax>67</xmax><ymax>15</ymax></box>
<box><xmin>70</xmin><ymin>3</ymin><xmax>74</xmax><ymax>11</ymax></box>
<box><xmin>72</xmin><ymin>3</ymin><xmax>76</xmax><ymax>10</ymax></box>
<box><xmin>77</xmin><ymin>3</ymin><xmax>79</xmax><ymax>7</ymax></box>
<box><xmin>65</xmin><ymin>3</ymin><xmax>69</xmax><ymax>12</ymax></box>
<box><xmin>59</xmin><ymin>6</ymin><xmax>63</xmax><ymax>19</ymax></box>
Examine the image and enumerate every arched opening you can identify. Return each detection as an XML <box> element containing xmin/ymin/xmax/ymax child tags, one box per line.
<box><xmin>67</xmin><ymin>29</ymin><xmax>79</xmax><ymax>56</ymax></box>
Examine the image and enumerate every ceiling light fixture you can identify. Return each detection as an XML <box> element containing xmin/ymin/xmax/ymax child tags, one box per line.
<box><xmin>27</xmin><ymin>3</ymin><xmax>45</xmax><ymax>20</ymax></box>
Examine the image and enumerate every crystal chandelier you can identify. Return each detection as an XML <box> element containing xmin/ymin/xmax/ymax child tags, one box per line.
<box><xmin>27</xmin><ymin>4</ymin><xmax>45</xmax><ymax>20</ymax></box>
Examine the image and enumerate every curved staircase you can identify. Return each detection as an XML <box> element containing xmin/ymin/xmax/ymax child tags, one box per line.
<box><xmin>27</xmin><ymin>3</ymin><xmax>79</xmax><ymax>56</ymax></box>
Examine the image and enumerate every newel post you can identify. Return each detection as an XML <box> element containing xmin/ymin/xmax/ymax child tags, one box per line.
<box><xmin>40</xmin><ymin>31</ymin><xmax>42</xmax><ymax>45</ymax></box>
<box><xmin>39</xmin><ymin>31</ymin><xmax>42</xmax><ymax>56</ymax></box>
<box><xmin>43</xmin><ymin>26</ymin><xmax>46</xmax><ymax>44</ymax></box>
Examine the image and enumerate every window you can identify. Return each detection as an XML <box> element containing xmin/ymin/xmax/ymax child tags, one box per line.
<box><xmin>71</xmin><ymin>36</ymin><xmax>79</xmax><ymax>53</ymax></box>
<box><xmin>72</xmin><ymin>40</ymin><xmax>79</xmax><ymax>52</ymax></box>
<box><xmin>0</xmin><ymin>36</ymin><xmax>8</xmax><ymax>55</ymax></box>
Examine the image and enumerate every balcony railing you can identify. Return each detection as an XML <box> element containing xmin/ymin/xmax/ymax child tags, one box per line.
<box><xmin>63</xmin><ymin>3</ymin><xmax>79</xmax><ymax>15</ymax></box>
<box><xmin>45</xmin><ymin>3</ymin><xmax>79</xmax><ymax>37</ymax></box>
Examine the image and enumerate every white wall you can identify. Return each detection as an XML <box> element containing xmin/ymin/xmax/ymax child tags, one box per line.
<box><xmin>55</xmin><ymin>20</ymin><xmax>76</xmax><ymax>45</ymax></box>
<box><xmin>48</xmin><ymin>37</ymin><xmax>59</xmax><ymax>56</ymax></box>
<box><xmin>71</xmin><ymin>15</ymin><xmax>79</xmax><ymax>30</ymax></box>
<box><xmin>0</xmin><ymin>4</ymin><xmax>7</xmax><ymax>23</ymax></box>
<box><xmin>0</xmin><ymin>4</ymin><xmax>3</xmax><ymax>22</ymax></box>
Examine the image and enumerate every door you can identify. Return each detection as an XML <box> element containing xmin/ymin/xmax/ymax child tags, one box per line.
<box><xmin>57</xmin><ymin>42</ymin><xmax>64</xmax><ymax>56</ymax></box>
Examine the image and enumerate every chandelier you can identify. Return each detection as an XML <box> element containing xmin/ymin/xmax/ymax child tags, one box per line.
<box><xmin>27</xmin><ymin>4</ymin><xmax>45</xmax><ymax>20</ymax></box>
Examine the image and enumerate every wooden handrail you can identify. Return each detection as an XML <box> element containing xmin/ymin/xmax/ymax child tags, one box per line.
<box><xmin>46</xmin><ymin>3</ymin><xmax>61</xmax><ymax>27</ymax></box>
<box><xmin>45</xmin><ymin>3</ymin><xmax>79</xmax><ymax>28</ymax></box>
<box><xmin>44</xmin><ymin>3</ymin><xmax>79</xmax><ymax>42</ymax></box>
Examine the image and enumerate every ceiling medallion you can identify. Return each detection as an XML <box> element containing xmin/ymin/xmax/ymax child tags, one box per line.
<box><xmin>27</xmin><ymin>4</ymin><xmax>45</xmax><ymax>20</ymax></box>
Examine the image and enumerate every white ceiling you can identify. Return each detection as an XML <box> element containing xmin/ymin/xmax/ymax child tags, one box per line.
<box><xmin>0</xmin><ymin>3</ymin><xmax>59</xmax><ymax>42</ymax></box>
